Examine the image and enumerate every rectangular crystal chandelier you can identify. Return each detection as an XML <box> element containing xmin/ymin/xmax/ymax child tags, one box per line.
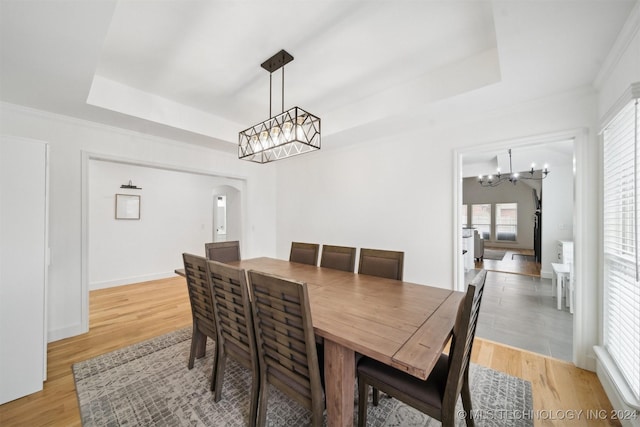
<box><xmin>238</xmin><ymin>50</ymin><xmax>321</xmax><ymax>163</ymax></box>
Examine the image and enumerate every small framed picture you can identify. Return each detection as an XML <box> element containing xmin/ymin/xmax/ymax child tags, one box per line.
<box><xmin>115</xmin><ymin>194</ymin><xmax>140</xmax><ymax>220</ymax></box>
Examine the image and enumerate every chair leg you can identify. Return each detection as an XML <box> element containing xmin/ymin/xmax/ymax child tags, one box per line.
<box><xmin>212</xmin><ymin>349</ymin><xmax>225</xmax><ymax>396</ymax></box>
<box><xmin>248</xmin><ymin>370</ymin><xmax>260</xmax><ymax>427</ymax></box>
<box><xmin>357</xmin><ymin>376</ymin><xmax>368</xmax><ymax>427</ymax></box>
<box><xmin>195</xmin><ymin>332</ymin><xmax>207</xmax><ymax>359</ymax></box>
<box><xmin>208</xmin><ymin>339</ymin><xmax>218</xmax><ymax>392</ymax></box>
<box><xmin>188</xmin><ymin>325</ymin><xmax>202</xmax><ymax>369</ymax></box>
<box><xmin>372</xmin><ymin>388</ymin><xmax>379</xmax><ymax>406</ymax></box>
<box><xmin>461</xmin><ymin>372</ymin><xmax>475</xmax><ymax>427</ymax></box>
<box><xmin>311</xmin><ymin>404</ymin><xmax>323</xmax><ymax>427</ymax></box>
<box><xmin>255</xmin><ymin>377</ymin><xmax>269</xmax><ymax>427</ymax></box>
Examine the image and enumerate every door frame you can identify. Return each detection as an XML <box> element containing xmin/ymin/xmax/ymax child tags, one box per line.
<box><xmin>80</xmin><ymin>151</ymin><xmax>247</xmax><ymax>335</ymax></box>
<box><xmin>453</xmin><ymin>127</ymin><xmax>594</xmax><ymax>369</ymax></box>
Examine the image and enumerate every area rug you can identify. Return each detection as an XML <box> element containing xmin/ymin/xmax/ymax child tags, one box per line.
<box><xmin>73</xmin><ymin>328</ymin><xmax>533</xmax><ymax>426</ymax></box>
<box><xmin>483</xmin><ymin>249</ymin><xmax>507</xmax><ymax>260</ymax></box>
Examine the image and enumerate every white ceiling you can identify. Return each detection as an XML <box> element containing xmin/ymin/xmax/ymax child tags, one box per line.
<box><xmin>0</xmin><ymin>0</ymin><xmax>635</xmax><ymax>152</ymax></box>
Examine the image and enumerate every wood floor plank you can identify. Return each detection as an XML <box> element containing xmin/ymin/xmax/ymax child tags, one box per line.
<box><xmin>0</xmin><ymin>275</ymin><xmax>620</xmax><ymax>426</ymax></box>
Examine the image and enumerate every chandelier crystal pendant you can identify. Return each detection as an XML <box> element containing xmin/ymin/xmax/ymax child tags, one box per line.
<box><xmin>239</xmin><ymin>50</ymin><xmax>321</xmax><ymax>163</ymax></box>
<box><xmin>478</xmin><ymin>149</ymin><xmax>549</xmax><ymax>187</ymax></box>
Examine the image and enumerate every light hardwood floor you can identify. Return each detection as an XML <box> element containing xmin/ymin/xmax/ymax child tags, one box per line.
<box><xmin>0</xmin><ymin>276</ymin><xmax>620</xmax><ymax>426</ymax></box>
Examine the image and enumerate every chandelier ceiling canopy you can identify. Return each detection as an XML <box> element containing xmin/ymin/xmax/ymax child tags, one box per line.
<box><xmin>238</xmin><ymin>50</ymin><xmax>321</xmax><ymax>164</ymax></box>
<box><xmin>477</xmin><ymin>149</ymin><xmax>549</xmax><ymax>187</ymax></box>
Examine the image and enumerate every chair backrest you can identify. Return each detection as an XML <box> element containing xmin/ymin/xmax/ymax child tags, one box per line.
<box><xmin>247</xmin><ymin>270</ymin><xmax>324</xmax><ymax>413</ymax></box>
<box><xmin>289</xmin><ymin>242</ymin><xmax>320</xmax><ymax>266</ymax></box>
<box><xmin>205</xmin><ymin>241</ymin><xmax>241</xmax><ymax>263</ymax></box>
<box><xmin>206</xmin><ymin>260</ymin><xmax>256</xmax><ymax>367</ymax></box>
<box><xmin>443</xmin><ymin>269</ymin><xmax>487</xmax><ymax>411</ymax></box>
<box><xmin>320</xmin><ymin>244</ymin><xmax>357</xmax><ymax>272</ymax></box>
<box><xmin>182</xmin><ymin>253</ymin><xmax>217</xmax><ymax>338</ymax></box>
<box><xmin>358</xmin><ymin>248</ymin><xmax>404</xmax><ymax>280</ymax></box>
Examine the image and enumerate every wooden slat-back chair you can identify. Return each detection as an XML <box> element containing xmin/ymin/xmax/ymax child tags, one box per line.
<box><xmin>358</xmin><ymin>248</ymin><xmax>404</xmax><ymax>281</ymax></box>
<box><xmin>205</xmin><ymin>240</ymin><xmax>241</xmax><ymax>263</ymax></box>
<box><xmin>182</xmin><ymin>253</ymin><xmax>218</xmax><ymax>390</ymax></box>
<box><xmin>357</xmin><ymin>270</ymin><xmax>487</xmax><ymax>427</ymax></box>
<box><xmin>206</xmin><ymin>260</ymin><xmax>259</xmax><ymax>427</ymax></box>
<box><xmin>289</xmin><ymin>242</ymin><xmax>320</xmax><ymax>266</ymax></box>
<box><xmin>247</xmin><ymin>270</ymin><xmax>325</xmax><ymax>427</ymax></box>
<box><xmin>320</xmin><ymin>244</ymin><xmax>357</xmax><ymax>272</ymax></box>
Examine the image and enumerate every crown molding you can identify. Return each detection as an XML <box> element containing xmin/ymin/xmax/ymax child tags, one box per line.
<box><xmin>599</xmin><ymin>82</ymin><xmax>640</xmax><ymax>131</ymax></box>
<box><xmin>594</xmin><ymin>0</ymin><xmax>640</xmax><ymax>89</ymax></box>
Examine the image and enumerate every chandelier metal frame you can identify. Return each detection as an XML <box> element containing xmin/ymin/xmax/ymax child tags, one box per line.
<box><xmin>477</xmin><ymin>149</ymin><xmax>549</xmax><ymax>187</ymax></box>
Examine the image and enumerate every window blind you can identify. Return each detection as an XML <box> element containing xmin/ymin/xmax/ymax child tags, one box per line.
<box><xmin>603</xmin><ymin>98</ymin><xmax>640</xmax><ymax>402</ymax></box>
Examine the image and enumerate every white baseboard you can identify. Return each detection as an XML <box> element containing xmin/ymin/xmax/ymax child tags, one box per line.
<box><xmin>48</xmin><ymin>323</ymin><xmax>86</xmax><ymax>343</ymax></box>
<box><xmin>89</xmin><ymin>271</ymin><xmax>179</xmax><ymax>290</ymax></box>
<box><xmin>540</xmin><ymin>269</ymin><xmax>552</xmax><ymax>279</ymax></box>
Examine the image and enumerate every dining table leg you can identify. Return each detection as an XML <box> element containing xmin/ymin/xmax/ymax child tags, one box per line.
<box><xmin>324</xmin><ymin>338</ymin><xmax>355</xmax><ymax>427</ymax></box>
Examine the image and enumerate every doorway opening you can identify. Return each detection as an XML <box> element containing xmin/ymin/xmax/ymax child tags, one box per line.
<box><xmin>82</xmin><ymin>152</ymin><xmax>246</xmax><ymax>336</ymax></box>
<box><xmin>212</xmin><ymin>185</ymin><xmax>241</xmax><ymax>243</ymax></box>
<box><xmin>459</xmin><ymin>138</ymin><xmax>575</xmax><ymax>362</ymax></box>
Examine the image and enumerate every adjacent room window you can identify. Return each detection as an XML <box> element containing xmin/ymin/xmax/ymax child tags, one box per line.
<box><xmin>495</xmin><ymin>203</ymin><xmax>517</xmax><ymax>242</ymax></box>
<box><xmin>471</xmin><ymin>204</ymin><xmax>491</xmax><ymax>240</ymax></box>
<box><xmin>461</xmin><ymin>204</ymin><xmax>468</xmax><ymax>228</ymax></box>
<box><xmin>602</xmin><ymin>97</ymin><xmax>640</xmax><ymax>402</ymax></box>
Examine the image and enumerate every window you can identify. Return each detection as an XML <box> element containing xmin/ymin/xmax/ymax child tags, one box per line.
<box><xmin>602</xmin><ymin>97</ymin><xmax>640</xmax><ymax>402</ymax></box>
<box><xmin>461</xmin><ymin>204</ymin><xmax>468</xmax><ymax>228</ymax></box>
<box><xmin>495</xmin><ymin>203</ymin><xmax>517</xmax><ymax>241</ymax></box>
<box><xmin>471</xmin><ymin>204</ymin><xmax>491</xmax><ymax>240</ymax></box>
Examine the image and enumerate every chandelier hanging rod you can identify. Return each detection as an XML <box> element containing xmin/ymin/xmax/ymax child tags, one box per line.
<box><xmin>262</xmin><ymin>50</ymin><xmax>293</xmax><ymax>118</ymax></box>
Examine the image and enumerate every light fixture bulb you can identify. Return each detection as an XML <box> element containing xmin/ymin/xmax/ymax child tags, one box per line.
<box><xmin>283</xmin><ymin>121</ymin><xmax>293</xmax><ymax>140</ymax></box>
<box><xmin>270</xmin><ymin>126</ymin><xmax>281</xmax><ymax>143</ymax></box>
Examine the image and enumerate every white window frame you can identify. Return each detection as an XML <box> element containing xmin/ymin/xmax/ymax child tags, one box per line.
<box><xmin>471</xmin><ymin>203</ymin><xmax>491</xmax><ymax>240</ymax></box>
<box><xmin>596</xmin><ymin>87</ymin><xmax>640</xmax><ymax>411</ymax></box>
<box><xmin>495</xmin><ymin>202</ymin><xmax>518</xmax><ymax>242</ymax></box>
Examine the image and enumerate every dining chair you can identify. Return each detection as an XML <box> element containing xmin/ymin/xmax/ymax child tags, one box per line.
<box><xmin>358</xmin><ymin>248</ymin><xmax>404</xmax><ymax>280</ymax></box>
<box><xmin>206</xmin><ymin>260</ymin><xmax>259</xmax><ymax>427</ymax></box>
<box><xmin>205</xmin><ymin>240</ymin><xmax>241</xmax><ymax>263</ymax></box>
<box><xmin>247</xmin><ymin>270</ymin><xmax>325</xmax><ymax>427</ymax></box>
<box><xmin>182</xmin><ymin>253</ymin><xmax>218</xmax><ymax>390</ymax></box>
<box><xmin>357</xmin><ymin>269</ymin><xmax>487</xmax><ymax>427</ymax></box>
<box><xmin>320</xmin><ymin>244</ymin><xmax>357</xmax><ymax>272</ymax></box>
<box><xmin>289</xmin><ymin>241</ymin><xmax>320</xmax><ymax>266</ymax></box>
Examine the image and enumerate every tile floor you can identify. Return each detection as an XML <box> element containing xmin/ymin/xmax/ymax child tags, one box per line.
<box><xmin>466</xmin><ymin>269</ymin><xmax>573</xmax><ymax>362</ymax></box>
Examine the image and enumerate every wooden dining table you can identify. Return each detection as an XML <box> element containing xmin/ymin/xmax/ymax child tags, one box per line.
<box><xmin>227</xmin><ymin>257</ymin><xmax>464</xmax><ymax>427</ymax></box>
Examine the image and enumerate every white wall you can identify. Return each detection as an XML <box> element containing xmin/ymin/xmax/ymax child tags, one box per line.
<box><xmin>89</xmin><ymin>160</ymin><xmax>242</xmax><ymax>289</ymax></box>
<box><xmin>275</xmin><ymin>87</ymin><xmax>599</xmax><ymax>369</ymax></box>
<box><xmin>462</xmin><ymin>177</ymin><xmax>537</xmax><ymax>249</ymax></box>
<box><xmin>540</xmin><ymin>161</ymin><xmax>574</xmax><ymax>278</ymax></box>
<box><xmin>277</xmin><ymin>89</ymin><xmax>597</xmax><ymax>287</ymax></box>
<box><xmin>0</xmin><ymin>102</ymin><xmax>277</xmax><ymax>341</ymax></box>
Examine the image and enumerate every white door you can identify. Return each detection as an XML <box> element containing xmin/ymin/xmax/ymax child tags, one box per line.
<box><xmin>0</xmin><ymin>136</ymin><xmax>48</xmax><ymax>404</ymax></box>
